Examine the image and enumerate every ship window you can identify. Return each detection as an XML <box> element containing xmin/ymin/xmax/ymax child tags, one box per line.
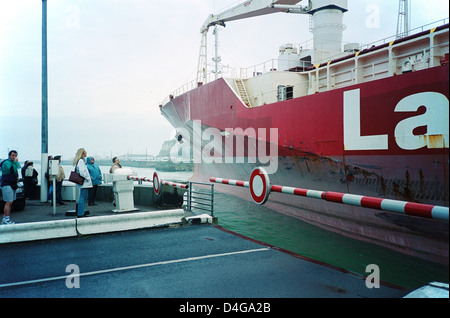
<box><xmin>277</xmin><ymin>85</ymin><xmax>293</xmax><ymax>101</ymax></box>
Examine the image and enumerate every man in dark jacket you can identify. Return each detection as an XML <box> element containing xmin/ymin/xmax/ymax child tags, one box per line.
<box><xmin>1</xmin><ymin>150</ymin><xmax>21</xmax><ymax>225</ymax></box>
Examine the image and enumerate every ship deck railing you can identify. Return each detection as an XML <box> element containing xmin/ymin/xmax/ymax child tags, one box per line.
<box><xmin>360</xmin><ymin>18</ymin><xmax>449</xmax><ymax>50</ymax></box>
<box><xmin>159</xmin><ymin>18</ymin><xmax>449</xmax><ymax>107</ymax></box>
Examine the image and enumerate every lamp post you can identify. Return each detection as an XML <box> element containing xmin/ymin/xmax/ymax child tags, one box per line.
<box><xmin>40</xmin><ymin>0</ymin><xmax>48</xmax><ymax>202</ymax></box>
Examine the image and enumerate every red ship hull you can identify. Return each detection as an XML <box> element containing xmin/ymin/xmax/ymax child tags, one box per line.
<box><xmin>161</xmin><ymin>60</ymin><xmax>449</xmax><ymax>264</ymax></box>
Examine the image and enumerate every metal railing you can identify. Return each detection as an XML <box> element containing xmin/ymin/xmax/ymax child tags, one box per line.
<box><xmin>185</xmin><ymin>181</ymin><xmax>214</xmax><ymax>217</ymax></box>
<box><xmin>360</xmin><ymin>18</ymin><xmax>449</xmax><ymax>50</ymax></box>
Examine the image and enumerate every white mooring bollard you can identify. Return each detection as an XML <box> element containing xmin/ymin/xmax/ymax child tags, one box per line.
<box><xmin>109</xmin><ymin>168</ymin><xmax>139</xmax><ymax>213</ymax></box>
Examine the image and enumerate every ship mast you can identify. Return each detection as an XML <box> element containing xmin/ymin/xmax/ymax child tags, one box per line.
<box><xmin>396</xmin><ymin>0</ymin><xmax>410</xmax><ymax>39</ymax></box>
<box><xmin>197</xmin><ymin>30</ymin><xmax>207</xmax><ymax>85</ymax></box>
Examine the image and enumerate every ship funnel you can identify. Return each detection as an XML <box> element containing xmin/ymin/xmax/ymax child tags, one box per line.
<box><xmin>308</xmin><ymin>0</ymin><xmax>348</xmax><ymax>62</ymax></box>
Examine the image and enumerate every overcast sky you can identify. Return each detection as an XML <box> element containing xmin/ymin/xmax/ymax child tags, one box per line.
<box><xmin>1</xmin><ymin>0</ymin><xmax>448</xmax><ymax>162</ymax></box>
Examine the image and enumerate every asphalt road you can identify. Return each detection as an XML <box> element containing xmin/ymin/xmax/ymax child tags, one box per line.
<box><xmin>0</xmin><ymin>224</ymin><xmax>406</xmax><ymax>299</ymax></box>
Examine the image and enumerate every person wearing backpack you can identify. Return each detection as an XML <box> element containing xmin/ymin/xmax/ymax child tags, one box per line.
<box><xmin>1</xmin><ymin>150</ymin><xmax>21</xmax><ymax>225</ymax></box>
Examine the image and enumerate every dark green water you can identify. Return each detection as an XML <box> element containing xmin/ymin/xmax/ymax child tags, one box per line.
<box><xmin>213</xmin><ymin>191</ymin><xmax>449</xmax><ymax>290</ymax></box>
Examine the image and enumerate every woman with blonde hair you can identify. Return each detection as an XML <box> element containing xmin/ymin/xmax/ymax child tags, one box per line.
<box><xmin>73</xmin><ymin>148</ymin><xmax>93</xmax><ymax>217</ymax></box>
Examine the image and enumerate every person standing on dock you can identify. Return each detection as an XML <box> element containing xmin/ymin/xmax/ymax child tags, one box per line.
<box><xmin>73</xmin><ymin>148</ymin><xmax>92</xmax><ymax>218</ymax></box>
<box><xmin>46</xmin><ymin>155</ymin><xmax>53</xmax><ymax>201</ymax></box>
<box><xmin>21</xmin><ymin>160</ymin><xmax>29</xmax><ymax>179</ymax></box>
<box><xmin>1</xmin><ymin>150</ymin><xmax>20</xmax><ymax>225</ymax></box>
<box><xmin>109</xmin><ymin>156</ymin><xmax>122</xmax><ymax>206</ymax></box>
<box><xmin>87</xmin><ymin>156</ymin><xmax>102</xmax><ymax>206</ymax></box>
<box><xmin>109</xmin><ymin>156</ymin><xmax>122</xmax><ymax>173</ymax></box>
<box><xmin>23</xmin><ymin>161</ymin><xmax>38</xmax><ymax>199</ymax></box>
<box><xmin>53</xmin><ymin>155</ymin><xmax>65</xmax><ymax>206</ymax></box>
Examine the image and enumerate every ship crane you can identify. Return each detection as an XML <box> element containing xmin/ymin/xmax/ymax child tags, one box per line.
<box><xmin>197</xmin><ymin>0</ymin><xmax>348</xmax><ymax>84</ymax></box>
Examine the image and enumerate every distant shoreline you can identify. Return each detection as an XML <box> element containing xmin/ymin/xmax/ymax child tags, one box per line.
<box><xmin>9</xmin><ymin>158</ymin><xmax>193</xmax><ymax>172</ymax></box>
<box><xmin>61</xmin><ymin>159</ymin><xmax>193</xmax><ymax>172</ymax></box>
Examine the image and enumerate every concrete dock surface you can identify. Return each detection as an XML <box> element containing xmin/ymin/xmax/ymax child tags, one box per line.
<box><xmin>0</xmin><ymin>200</ymin><xmax>190</xmax><ymax>244</ymax></box>
<box><xmin>4</xmin><ymin>199</ymin><xmax>162</xmax><ymax>224</ymax></box>
<box><xmin>0</xmin><ymin>199</ymin><xmax>410</xmax><ymax>298</ymax></box>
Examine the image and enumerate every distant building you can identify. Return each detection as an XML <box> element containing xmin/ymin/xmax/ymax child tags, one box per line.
<box><xmin>124</xmin><ymin>153</ymin><xmax>155</xmax><ymax>161</ymax></box>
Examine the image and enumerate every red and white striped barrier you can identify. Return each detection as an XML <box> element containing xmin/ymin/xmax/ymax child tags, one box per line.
<box><xmin>209</xmin><ymin>177</ymin><xmax>249</xmax><ymax>188</ymax></box>
<box><xmin>128</xmin><ymin>171</ymin><xmax>188</xmax><ymax>196</ymax></box>
<box><xmin>161</xmin><ymin>180</ymin><xmax>188</xmax><ymax>189</ymax></box>
<box><xmin>210</xmin><ymin>167</ymin><xmax>449</xmax><ymax>221</ymax></box>
<box><xmin>127</xmin><ymin>176</ymin><xmax>153</xmax><ymax>183</ymax></box>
